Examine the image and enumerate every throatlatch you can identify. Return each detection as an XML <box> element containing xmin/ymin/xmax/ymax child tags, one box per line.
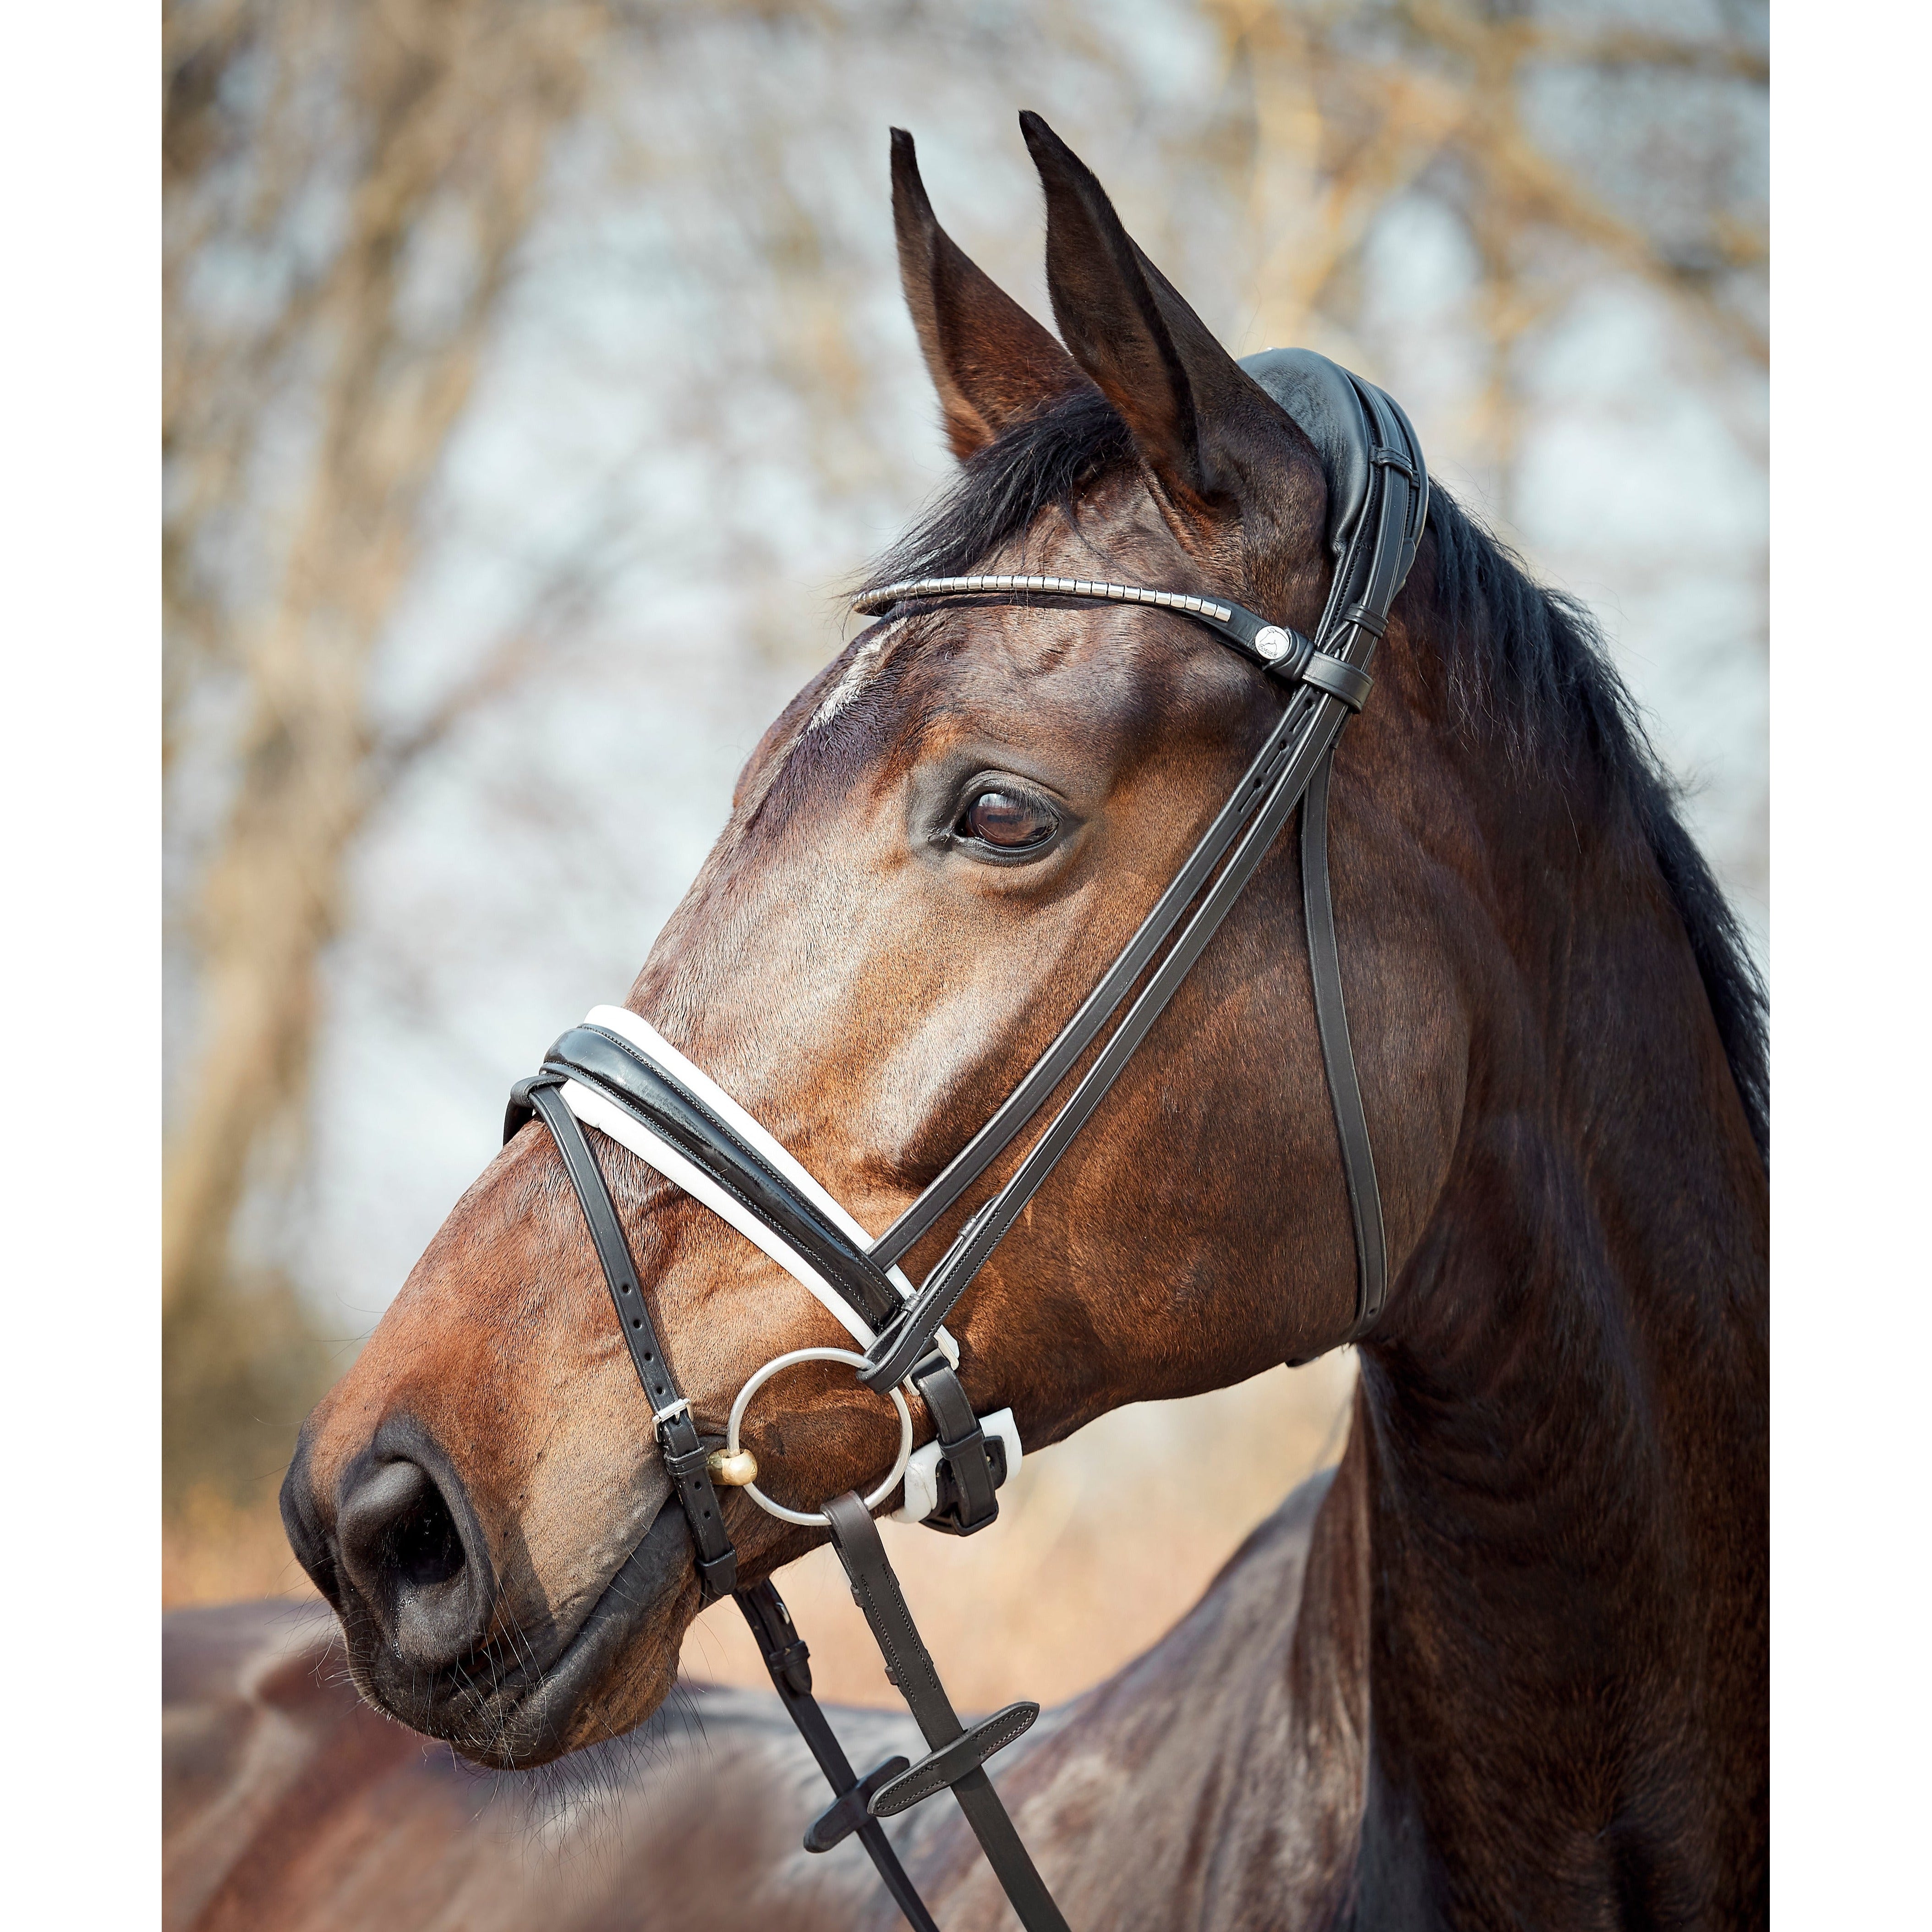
<box><xmin>504</xmin><ymin>350</ymin><xmax>1425</xmax><ymax>1932</ymax></box>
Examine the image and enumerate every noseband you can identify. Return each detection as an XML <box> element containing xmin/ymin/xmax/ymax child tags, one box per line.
<box><xmin>503</xmin><ymin>351</ymin><xmax>1426</xmax><ymax>1931</ymax></box>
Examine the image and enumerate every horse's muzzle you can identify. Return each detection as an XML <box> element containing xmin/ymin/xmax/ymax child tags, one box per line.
<box><xmin>281</xmin><ymin>1411</ymin><xmax>694</xmax><ymax>1765</ymax></box>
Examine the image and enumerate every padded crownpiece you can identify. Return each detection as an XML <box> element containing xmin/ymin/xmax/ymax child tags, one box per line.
<box><xmin>1240</xmin><ymin>347</ymin><xmax>1374</xmax><ymax>562</ymax></box>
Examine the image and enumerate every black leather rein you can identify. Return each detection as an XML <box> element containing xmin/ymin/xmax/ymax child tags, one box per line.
<box><xmin>500</xmin><ymin>350</ymin><xmax>1427</xmax><ymax>1932</ymax></box>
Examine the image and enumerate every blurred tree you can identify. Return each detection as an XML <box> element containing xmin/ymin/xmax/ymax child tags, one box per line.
<box><xmin>1204</xmin><ymin>0</ymin><xmax>1766</xmax><ymax>507</ymax></box>
<box><xmin>164</xmin><ymin>0</ymin><xmax>607</xmax><ymax>1500</ymax></box>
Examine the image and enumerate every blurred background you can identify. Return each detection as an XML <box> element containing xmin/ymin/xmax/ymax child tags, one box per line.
<box><xmin>163</xmin><ymin>0</ymin><xmax>1766</xmax><ymax>1707</ymax></box>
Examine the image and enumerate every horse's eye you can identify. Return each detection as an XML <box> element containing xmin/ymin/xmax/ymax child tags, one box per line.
<box><xmin>961</xmin><ymin>788</ymin><xmax>1057</xmax><ymax>850</ymax></box>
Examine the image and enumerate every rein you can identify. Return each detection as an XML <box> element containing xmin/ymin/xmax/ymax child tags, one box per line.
<box><xmin>502</xmin><ymin>351</ymin><xmax>1426</xmax><ymax>1930</ymax></box>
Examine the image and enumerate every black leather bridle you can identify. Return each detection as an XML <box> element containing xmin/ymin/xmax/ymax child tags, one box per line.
<box><xmin>502</xmin><ymin>350</ymin><xmax>1426</xmax><ymax>1931</ymax></box>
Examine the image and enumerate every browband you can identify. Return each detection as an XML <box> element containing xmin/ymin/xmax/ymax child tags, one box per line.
<box><xmin>852</xmin><ymin>572</ymin><xmax>1317</xmax><ymax>681</ymax></box>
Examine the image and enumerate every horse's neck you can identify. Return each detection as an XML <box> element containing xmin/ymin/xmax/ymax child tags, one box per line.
<box><xmin>1338</xmin><ymin>801</ymin><xmax>1769</xmax><ymax>1927</ymax></box>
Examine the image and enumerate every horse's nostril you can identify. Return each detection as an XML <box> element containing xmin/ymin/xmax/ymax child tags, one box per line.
<box><xmin>336</xmin><ymin>1456</ymin><xmax>491</xmax><ymax>1667</ymax></box>
<box><xmin>387</xmin><ymin>1471</ymin><xmax>465</xmax><ymax>1589</ymax></box>
<box><xmin>340</xmin><ymin>1460</ymin><xmax>454</xmax><ymax>1592</ymax></box>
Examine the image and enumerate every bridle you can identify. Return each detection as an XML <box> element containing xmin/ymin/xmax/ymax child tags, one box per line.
<box><xmin>502</xmin><ymin>350</ymin><xmax>1426</xmax><ymax>1931</ymax></box>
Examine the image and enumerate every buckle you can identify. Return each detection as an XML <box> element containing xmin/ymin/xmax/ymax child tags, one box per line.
<box><xmin>924</xmin><ymin>1433</ymin><xmax>1009</xmax><ymax>1536</ymax></box>
<box><xmin>892</xmin><ymin>1401</ymin><xmax>1022</xmax><ymax>1532</ymax></box>
<box><xmin>903</xmin><ymin>1354</ymin><xmax>1000</xmax><ymax>1534</ymax></box>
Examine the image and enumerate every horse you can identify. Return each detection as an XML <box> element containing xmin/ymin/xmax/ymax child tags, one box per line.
<box><xmin>237</xmin><ymin>112</ymin><xmax>1768</xmax><ymax>1928</ymax></box>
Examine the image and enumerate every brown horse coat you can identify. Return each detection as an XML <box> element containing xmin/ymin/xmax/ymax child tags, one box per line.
<box><xmin>245</xmin><ymin>116</ymin><xmax>1767</xmax><ymax>1928</ymax></box>
<box><xmin>169</xmin><ymin>1467</ymin><xmax>1349</xmax><ymax>1932</ymax></box>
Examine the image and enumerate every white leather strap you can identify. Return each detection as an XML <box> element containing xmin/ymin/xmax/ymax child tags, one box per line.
<box><xmin>586</xmin><ymin>1006</ymin><xmax>914</xmax><ymax>1295</ymax></box>
<box><xmin>558</xmin><ymin>1075</ymin><xmax>880</xmax><ymax>1348</ymax></box>
<box><xmin>571</xmin><ymin>1007</ymin><xmax>948</xmax><ymax>1354</ymax></box>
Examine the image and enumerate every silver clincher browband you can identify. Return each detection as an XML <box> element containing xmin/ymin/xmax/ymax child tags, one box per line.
<box><xmin>504</xmin><ymin>348</ymin><xmax>1428</xmax><ymax>1932</ymax></box>
<box><xmin>850</xmin><ymin>570</ymin><xmax>1373</xmax><ymax>712</ymax></box>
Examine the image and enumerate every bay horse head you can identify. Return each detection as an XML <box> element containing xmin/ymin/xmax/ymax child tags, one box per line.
<box><xmin>281</xmin><ymin>115</ymin><xmax>1767</xmax><ymax>1908</ymax></box>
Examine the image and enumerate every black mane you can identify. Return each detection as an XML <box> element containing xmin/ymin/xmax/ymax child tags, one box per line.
<box><xmin>1419</xmin><ymin>491</ymin><xmax>1768</xmax><ymax>1160</ymax></box>
<box><xmin>864</xmin><ymin>390</ymin><xmax>1768</xmax><ymax>1161</ymax></box>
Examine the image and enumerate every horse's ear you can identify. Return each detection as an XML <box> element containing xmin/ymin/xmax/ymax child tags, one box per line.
<box><xmin>1020</xmin><ymin>111</ymin><xmax>1288</xmax><ymax>543</ymax></box>
<box><xmin>892</xmin><ymin>127</ymin><xmax>1090</xmax><ymax>461</ymax></box>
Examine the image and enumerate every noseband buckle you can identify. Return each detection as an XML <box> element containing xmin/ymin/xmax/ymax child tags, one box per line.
<box><xmin>904</xmin><ymin>1349</ymin><xmax>1005</xmax><ymax>1536</ymax></box>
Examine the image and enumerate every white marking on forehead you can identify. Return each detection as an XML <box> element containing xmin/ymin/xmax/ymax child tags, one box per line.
<box><xmin>806</xmin><ymin>623</ymin><xmax>898</xmax><ymax>734</ymax></box>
